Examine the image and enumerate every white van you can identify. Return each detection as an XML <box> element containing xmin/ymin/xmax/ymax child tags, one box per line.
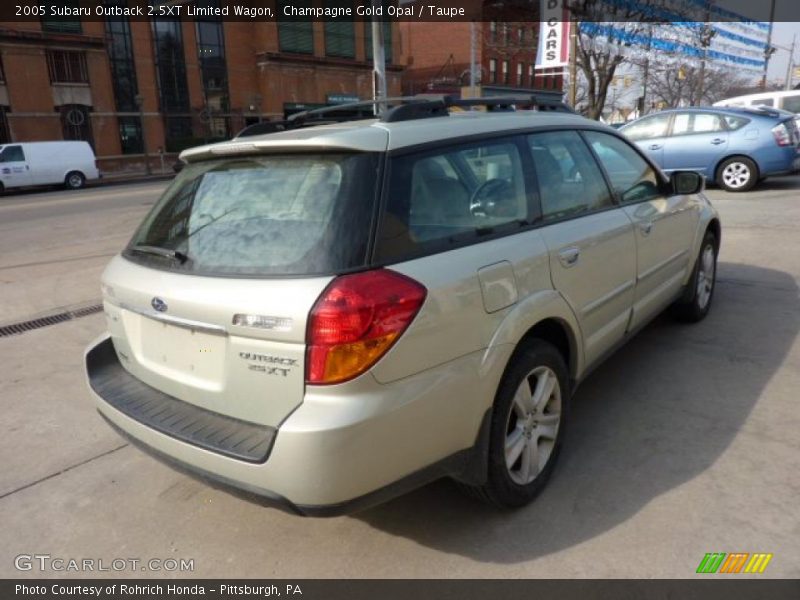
<box><xmin>713</xmin><ymin>90</ymin><xmax>800</xmax><ymax>114</ymax></box>
<box><xmin>0</xmin><ymin>141</ymin><xmax>100</xmax><ymax>193</ymax></box>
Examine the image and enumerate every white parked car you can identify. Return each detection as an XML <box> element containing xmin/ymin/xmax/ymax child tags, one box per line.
<box><xmin>0</xmin><ymin>141</ymin><xmax>99</xmax><ymax>193</ymax></box>
<box><xmin>714</xmin><ymin>90</ymin><xmax>800</xmax><ymax>115</ymax></box>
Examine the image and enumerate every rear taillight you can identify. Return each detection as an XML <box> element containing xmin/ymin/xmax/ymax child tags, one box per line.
<box><xmin>306</xmin><ymin>269</ymin><xmax>427</xmax><ymax>385</ymax></box>
<box><xmin>772</xmin><ymin>123</ymin><xmax>792</xmax><ymax>147</ymax></box>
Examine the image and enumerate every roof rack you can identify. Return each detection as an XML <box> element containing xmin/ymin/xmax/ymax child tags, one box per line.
<box><xmin>234</xmin><ymin>94</ymin><xmax>576</xmax><ymax>138</ymax></box>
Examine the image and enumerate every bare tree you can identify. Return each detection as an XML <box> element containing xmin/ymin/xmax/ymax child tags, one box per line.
<box><xmin>647</xmin><ymin>64</ymin><xmax>751</xmax><ymax>108</ymax></box>
<box><xmin>566</xmin><ymin>1</ymin><xmax>704</xmax><ymax>119</ymax></box>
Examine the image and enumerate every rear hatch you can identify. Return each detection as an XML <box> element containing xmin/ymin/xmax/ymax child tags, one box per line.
<box><xmin>102</xmin><ymin>151</ymin><xmax>380</xmax><ymax>427</ymax></box>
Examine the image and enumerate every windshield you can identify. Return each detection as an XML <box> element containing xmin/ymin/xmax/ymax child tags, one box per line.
<box><xmin>125</xmin><ymin>152</ymin><xmax>379</xmax><ymax>276</ymax></box>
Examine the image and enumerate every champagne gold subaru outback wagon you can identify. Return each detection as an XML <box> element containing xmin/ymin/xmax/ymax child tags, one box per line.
<box><xmin>85</xmin><ymin>96</ymin><xmax>720</xmax><ymax>515</ymax></box>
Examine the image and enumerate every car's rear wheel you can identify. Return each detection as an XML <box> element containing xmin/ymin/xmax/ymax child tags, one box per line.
<box><xmin>463</xmin><ymin>340</ymin><xmax>569</xmax><ymax>508</ymax></box>
<box><xmin>64</xmin><ymin>171</ymin><xmax>86</xmax><ymax>190</ymax></box>
<box><xmin>672</xmin><ymin>230</ymin><xmax>718</xmax><ymax>322</ymax></box>
<box><xmin>717</xmin><ymin>157</ymin><xmax>758</xmax><ymax>192</ymax></box>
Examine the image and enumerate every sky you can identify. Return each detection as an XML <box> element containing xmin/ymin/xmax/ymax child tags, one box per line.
<box><xmin>767</xmin><ymin>22</ymin><xmax>800</xmax><ymax>84</ymax></box>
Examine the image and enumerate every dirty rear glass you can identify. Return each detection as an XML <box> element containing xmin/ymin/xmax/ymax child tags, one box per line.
<box><xmin>124</xmin><ymin>153</ymin><xmax>378</xmax><ymax>276</ymax></box>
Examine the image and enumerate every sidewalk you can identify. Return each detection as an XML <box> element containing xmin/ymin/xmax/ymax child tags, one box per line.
<box><xmin>89</xmin><ymin>170</ymin><xmax>175</xmax><ymax>188</ymax></box>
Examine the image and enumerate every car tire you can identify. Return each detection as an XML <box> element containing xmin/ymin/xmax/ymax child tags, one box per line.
<box><xmin>716</xmin><ymin>157</ymin><xmax>758</xmax><ymax>192</ymax></box>
<box><xmin>672</xmin><ymin>230</ymin><xmax>718</xmax><ymax>323</ymax></box>
<box><xmin>64</xmin><ymin>171</ymin><xmax>86</xmax><ymax>190</ymax></box>
<box><xmin>462</xmin><ymin>340</ymin><xmax>569</xmax><ymax>508</ymax></box>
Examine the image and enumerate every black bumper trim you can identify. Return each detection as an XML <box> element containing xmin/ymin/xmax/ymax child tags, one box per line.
<box><xmin>87</xmin><ymin>338</ymin><xmax>276</xmax><ymax>463</ymax></box>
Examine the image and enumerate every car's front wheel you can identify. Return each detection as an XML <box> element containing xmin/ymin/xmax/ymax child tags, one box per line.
<box><xmin>464</xmin><ymin>340</ymin><xmax>569</xmax><ymax>508</ymax></box>
<box><xmin>717</xmin><ymin>157</ymin><xmax>758</xmax><ymax>192</ymax></box>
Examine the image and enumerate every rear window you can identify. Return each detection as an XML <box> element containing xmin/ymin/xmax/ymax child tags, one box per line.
<box><xmin>125</xmin><ymin>153</ymin><xmax>378</xmax><ymax>276</ymax></box>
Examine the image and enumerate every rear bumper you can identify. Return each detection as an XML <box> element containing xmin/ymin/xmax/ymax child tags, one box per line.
<box><xmin>757</xmin><ymin>150</ymin><xmax>800</xmax><ymax>177</ymax></box>
<box><xmin>87</xmin><ymin>338</ymin><xmax>276</xmax><ymax>463</ymax></box>
<box><xmin>85</xmin><ymin>333</ymin><xmax>504</xmax><ymax>514</ymax></box>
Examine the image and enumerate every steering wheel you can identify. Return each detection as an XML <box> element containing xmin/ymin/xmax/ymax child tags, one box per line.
<box><xmin>469</xmin><ymin>178</ymin><xmax>515</xmax><ymax>217</ymax></box>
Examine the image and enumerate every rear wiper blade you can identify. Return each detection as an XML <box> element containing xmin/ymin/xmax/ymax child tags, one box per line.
<box><xmin>130</xmin><ymin>244</ymin><xmax>190</xmax><ymax>263</ymax></box>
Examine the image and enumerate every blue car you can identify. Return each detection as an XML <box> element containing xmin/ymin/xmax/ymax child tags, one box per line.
<box><xmin>620</xmin><ymin>107</ymin><xmax>800</xmax><ymax>192</ymax></box>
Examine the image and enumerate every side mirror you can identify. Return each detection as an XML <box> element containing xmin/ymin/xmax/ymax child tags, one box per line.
<box><xmin>671</xmin><ymin>171</ymin><xmax>705</xmax><ymax>195</ymax></box>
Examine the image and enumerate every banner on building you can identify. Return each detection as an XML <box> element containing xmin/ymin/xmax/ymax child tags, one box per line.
<box><xmin>535</xmin><ymin>0</ymin><xmax>571</xmax><ymax>70</ymax></box>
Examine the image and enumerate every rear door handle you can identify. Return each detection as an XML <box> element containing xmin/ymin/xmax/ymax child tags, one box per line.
<box><xmin>711</xmin><ymin>138</ymin><xmax>725</xmax><ymax>145</ymax></box>
<box><xmin>558</xmin><ymin>247</ymin><xmax>580</xmax><ymax>268</ymax></box>
<box><xmin>648</xmin><ymin>144</ymin><xmax>662</xmax><ymax>150</ymax></box>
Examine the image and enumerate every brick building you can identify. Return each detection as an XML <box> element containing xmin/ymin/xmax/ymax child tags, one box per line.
<box><xmin>400</xmin><ymin>21</ymin><xmax>563</xmax><ymax>98</ymax></box>
<box><xmin>0</xmin><ymin>6</ymin><xmax>401</xmax><ymax>175</ymax></box>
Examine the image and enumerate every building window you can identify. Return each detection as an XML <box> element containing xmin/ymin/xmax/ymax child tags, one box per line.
<box><xmin>502</xmin><ymin>24</ymin><xmax>509</xmax><ymax>46</ymax></box>
<box><xmin>365</xmin><ymin>22</ymin><xmax>392</xmax><ymax>64</ymax></box>
<box><xmin>528</xmin><ymin>64</ymin><xmax>534</xmax><ymax>86</ymax></box>
<box><xmin>278</xmin><ymin>1</ymin><xmax>314</xmax><ymax>54</ymax></box>
<box><xmin>325</xmin><ymin>21</ymin><xmax>355</xmax><ymax>58</ymax></box>
<box><xmin>46</xmin><ymin>50</ymin><xmax>88</xmax><ymax>83</ymax></box>
<box><xmin>151</xmin><ymin>19</ymin><xmax>190</xmax><ymax>113</ymax></box>
<box><xmin>60</xmin><ymin>104</ymin><xmax>93</xmax><ymax>147</ymax></box>
<box><xmin>41</xmin><ymin>1</ymin><xmax>82</xmax><ymax>34</ymax></box>
<box><xmin>117</xmin><ymin>116</ymin><xmax>143</xmax><ymax>154</ymax></box>
<box><xmin>104</xmin><ymin>3</ymin><xmax>138</xmax><ymax>112</ymax></box>
<box><xmin>489</xmin><ymin>59</ymin><xmax>497</xmax><ymax>84</ymax></box>
<box><xmin>0</xmin><ymin>106</ymin><xmax>10</xmax><ymax>144</ymax></box>
<box><xmin>517</xmin><ymin>27</ymin><xmax>524</xmax><ymax>46</ymax></box>
<box><xmin>502</xmin><ymin>60</ymin><xmax>509</xmax><ymax>84</ymax></box>
<box><xmin>489</xmin><ymin>22</ymin><xmax>497</xmax><ymax>44</ymax></box>
<box><xmin>196</xmin><ymin>3</ymin><xmax>230</xmax><ymax>139</ymax></box>
<box><xmin>0</xmin><ymin>54</ymin><xmax>5</xmax><ymax>83</ymax></box>
<box><xmin>517</xmin><ymin>63</ymin><xmax>523</xmax><ymax>86</ymax></box>
<box><xmin>164</xmin><ymin>116</ymin><xmax>194</xmax><ymax>153</ymax></box>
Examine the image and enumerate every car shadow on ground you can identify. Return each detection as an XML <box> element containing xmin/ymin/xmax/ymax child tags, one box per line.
<box><xmin>352</xmin><ymin>262</ymin><xmax>798</xmax><ymax>564</ymax></box>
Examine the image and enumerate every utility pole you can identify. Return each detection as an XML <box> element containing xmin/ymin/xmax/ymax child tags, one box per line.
<box><xmin>640</xmin><ymin>24</ymin><xmax>653</xmax><ymax>116</ymax></box>
<box><xmin>469</xmin><ymin>21</ymin><xmax>478</xmax><ymax>97</ymax></box>
<box><xmin>785</xmin><ymin>34</ymin><xmax>797</xmax><ymax>91</ymax></box>
<box><xmin>761</xmin><ymin>0</ymin><xmax>777</xmax><ymax>88</ymax></box>
<box><xmin>568</xmin><ymin>18</ymin><xmax>578</xmax><ymax>107</ymax></box>
<box><xmin>697</xmin><ymin>1</ymin><xmax>714</xmax><ymax>106</ymax></box>
<box><xmin>370</xmin><ymin>1</ymin><xmax>387</xmax><ymax>115</ymax></box>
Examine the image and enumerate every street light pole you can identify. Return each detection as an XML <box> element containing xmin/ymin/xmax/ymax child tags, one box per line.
<box><xmin>134</xmin><ymin>93</ymin><xmax>151</xmax><ymax>176</ymax></box>
<box><xmin>785</xmin><ymin>34</ymin><xmax>797</xmax><ymax>91</ymax></box>
<box><xmin>370</xmin><ymin>0</ymin><xmax>387</xmax><ymax>115</ymax></box>
<box><xmin>761</xmin><ymin>0</ymin><xmax>777</xmax><ymax>88</ymax></box>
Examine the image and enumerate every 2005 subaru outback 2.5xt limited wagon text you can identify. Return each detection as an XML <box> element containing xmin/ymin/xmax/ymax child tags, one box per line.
<box><xmin>85</xmin><ymin>96</ymin><xmax>721</xmax><ymax>515</ymax></box>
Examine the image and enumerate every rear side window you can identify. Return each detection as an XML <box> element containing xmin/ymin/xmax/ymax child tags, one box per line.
<box><xmin>125</xmin><ymin>153</ymin><xmax>378</xmax><ymax>276</ymax></box>
<box><xmin>376</xmin><ymin>139</ymin><xmax>528</xmax><ymax>260</ymax></box>
<box><xmin>0</xmin><ymin>145</ymin><xmax>25</xmax><ymax>162</ymax></box>
<box><xmin>584</xmin><ymin>131</ymin><xmax>662</xmax><ymax>204</ymax></box>
<box><xmin>752</xmin><ymin>98</ymin><xmax>774</xmax><ymax>107</ymax></box>
<box><xmin>671</xmin><ymin>112</ymin><xmax>725</xmax><ymax>135</ymax></box>
<box><xmin>528</xmin><ymin>130</ymin><xmax>613</xmax><ymax>221</ymax></box>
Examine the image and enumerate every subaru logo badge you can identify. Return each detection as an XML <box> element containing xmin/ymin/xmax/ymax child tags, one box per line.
<box><xmin>151</xmin><ymin>297</ymin><xmax>168</xmax><ymax>313</ymax></box>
